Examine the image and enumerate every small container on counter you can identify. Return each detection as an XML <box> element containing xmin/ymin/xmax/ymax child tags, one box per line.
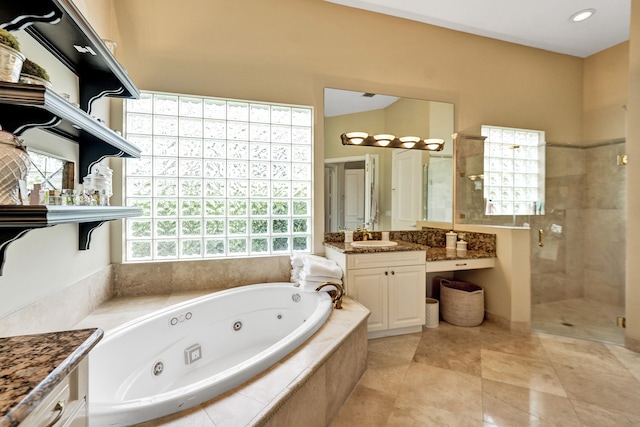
<box><xmin>456</xmin><ymin>240</ymin><xmax>468</xmax><ymax>255</ymax></box>
<box><xmin>446</xmin><ymin>231</ymin><xmax>458</xmax><ymax>250</ymax></box>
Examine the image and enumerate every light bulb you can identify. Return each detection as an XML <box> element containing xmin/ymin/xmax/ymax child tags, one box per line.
<box><xmin>400</xmin><ymin>136</ymin><xmax>420</xmax><ymax>149</ymax></box>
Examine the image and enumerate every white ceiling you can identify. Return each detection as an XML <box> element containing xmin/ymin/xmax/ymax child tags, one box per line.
<box><xmin>326</xmin><ymin>0</ymin><xmax>630</xmax><ymax>58</ymax></box>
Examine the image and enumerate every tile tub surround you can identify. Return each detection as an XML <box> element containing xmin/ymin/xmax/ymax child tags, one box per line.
<box><xmin>0</xmin><ymin>328</ymin><xmax>103</xmax><ymax>427</ymax></box>
<box><xmin>74</xmin><ymin>293</ymin><xmax>369</xmax><ymax>426</ymax></box>
<box><xmin>0</xmin><ymin>266</ymin><xmax>113</xmax><ymax>337</ymax></box>
<box><xmin>112</xmin><ymin>256</ymin><xmax>292</xmax><ymax>297</ymax></box>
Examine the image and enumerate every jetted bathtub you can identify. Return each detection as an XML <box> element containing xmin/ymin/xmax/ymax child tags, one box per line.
<box><xmin>88</xmin><ymin>282</ymin><xmax>333</xmax><ymax>426</ymax></box>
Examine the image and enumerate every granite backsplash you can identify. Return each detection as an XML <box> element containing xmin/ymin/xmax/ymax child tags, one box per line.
<box><xmin>324</xmin><ymin>227</ymin><xmax>496</xmax><ymax>255</ymax></box>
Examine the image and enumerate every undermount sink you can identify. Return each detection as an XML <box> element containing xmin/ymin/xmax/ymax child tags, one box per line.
<box><xmin>350</xmin><ymin>240</ymin><xmax>398</xmax><ymax>248</ymax></box>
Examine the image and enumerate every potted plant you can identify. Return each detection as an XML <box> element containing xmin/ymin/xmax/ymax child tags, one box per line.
<box><xmin>0</xmin><ymin>28</ymin><xmax>24</xmax><ymax>83</ymax></box>
<box><xmin>19</xmin><ymin>58</ymin><xmax>52</xmax><ymax>89</ymax></box>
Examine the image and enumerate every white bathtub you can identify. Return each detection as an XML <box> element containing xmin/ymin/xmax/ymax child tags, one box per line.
<box><xmin>87</xmin><ymin>282</ymin><xmax>333</xmax><ymax>426</ymax></box>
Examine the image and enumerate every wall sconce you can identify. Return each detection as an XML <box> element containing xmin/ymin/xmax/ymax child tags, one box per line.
<box><xmin>341</xmin><ymin>132</ymin><xmax>445</xmax><ymax>151</ymax></box>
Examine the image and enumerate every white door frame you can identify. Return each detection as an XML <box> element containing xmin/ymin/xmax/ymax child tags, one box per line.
<box><xmin>325</xmin><ymin>154</ymin><xmax>380</xmax><ymax>230</ymax></box>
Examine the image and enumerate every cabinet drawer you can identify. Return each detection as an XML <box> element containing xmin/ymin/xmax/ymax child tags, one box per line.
<box><xmin>22</xmin><ymin>363</ymin><xmax>87</xmax><ymax>427</ymax></box>
<box><xmin>347</xmin><ymin>251</ymin><xmax>425</xmax><ymax>269</ymax></box>
<box><xmin>426</xmin><ymin>257</ymin><xmax>495</xmax><ymax>272</ymax></box>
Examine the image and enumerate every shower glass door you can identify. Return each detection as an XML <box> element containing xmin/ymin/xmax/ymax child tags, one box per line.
<box><xmin>530</xmin><ymin>141</ymin><xmax>626</xmax><ymax>344</ymax></box>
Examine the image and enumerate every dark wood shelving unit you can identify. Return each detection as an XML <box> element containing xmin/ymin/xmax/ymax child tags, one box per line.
<box><xmin>0</xmin><ymin>82</ymin><xmax>141</xmax><ymax>176</ymax></box>
<box><xmin>0</xmin><ymin>0</ymin><xmax>142</xmax><ymax>274</ymax></box>
<box><xmin>0</xmin><ymin>0</ymin><xmax>139</xmax><ymax>113</ymax></box>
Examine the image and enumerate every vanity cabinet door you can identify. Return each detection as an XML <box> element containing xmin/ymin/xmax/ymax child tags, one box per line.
<box><xmin>388</xmin><ymin>265</ymin><xmax>426</xmax><ymax>329</ymax></box>
<box><xmin>348</xmin><ymin>267</ymin><xmax>389</xmax><ymax>332</ymax></box>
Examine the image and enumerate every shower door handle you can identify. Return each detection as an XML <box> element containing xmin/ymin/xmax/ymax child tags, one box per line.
<box><xmin>538</xmin><ymin>229</ymin><xmax>544</xmax><ymax>247</ymax></box>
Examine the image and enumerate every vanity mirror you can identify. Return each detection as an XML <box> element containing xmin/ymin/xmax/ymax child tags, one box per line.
<box><xmin>324</xmin><ymin>88</ymin><xmax>454</xmax><ymax>232</ymax></box>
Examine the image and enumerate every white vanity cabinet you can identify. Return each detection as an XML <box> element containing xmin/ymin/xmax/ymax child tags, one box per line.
<box><xmin>21</xmin><ymin>358</ymin><xmax>88</xmax><ymax>427</ymax></box>
<box><xmin>326</xmin><ymin>248</ymin><xmax>426</xmax><ymax>338</ymax></box>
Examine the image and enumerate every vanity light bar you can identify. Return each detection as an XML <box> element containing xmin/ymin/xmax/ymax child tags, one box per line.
<box><xmin>341</xmin><ymin>132</ymin><xmax>445</xmax><ymax>151</ymax></box>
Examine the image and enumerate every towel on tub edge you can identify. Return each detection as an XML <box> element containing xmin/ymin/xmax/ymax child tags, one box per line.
<box><xmin>299</xmin><ymin>270</ymin><xmax>343</xmax><ymax>284</ymax></box>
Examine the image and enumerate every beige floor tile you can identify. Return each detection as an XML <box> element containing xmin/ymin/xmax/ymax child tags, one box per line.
<box><xmin>330</xmin><ymin>384</ymin><xmax>396</xmax><ymax>427</ymax></box>
<box><xmin>482</xmin><ymin>333</ymin><xmax>550</xmax><ymax>361</ymax></box>
<box><xmin>413</xmin><ymin>323</ymin><xmax>482</xmax><ymax>376</ymax></box>
<box><xmin>571</xmin><ymin>399</ymin><xmax>640</xmax><ymax>427</ymax></box>
<box><xmin>554</xmin><ymin>363</ymin><xmax>640</xmax><ymax>416</ymax></box>
<box><xmin>358</xmin><ymin>350</ymin><xmax>412</xmax><ymax>395</ymax></box>
<box><xmin>606</xmin><ymin>343</ymin><xmax>640</xmax><ymax>382</ymax></box>
<box><xmin>367</xmin><ymin>332</ymin><xmax>422</xmax><ymax>362</ymax></box>
<box><xmin>393</xmin><ymin>362</ymin><xmax>482</xmax><ymax>422</ymax></box>
<box><xmin>538</xmin><ymin>332</ymin><xmax>630</xmax><ymax>377</ymax></box>
<box><xmin>481</xmin><ymin>349</ymin><xmax>566</xmax><ymax>396</ymax></box>
<box><xmin>482</xmin><ymin>378</ymin><xmax>581</xmax><ymax>427</ymax></box>
<box><xmin>387</xmin><ymin>398</ymin><xmax>482</xmax><ymax>427</ymax></box>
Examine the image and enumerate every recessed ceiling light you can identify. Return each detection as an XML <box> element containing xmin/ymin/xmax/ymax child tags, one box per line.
<box><xmin>570</xmin><ymin>8</ymin><xmax>595</xmax><ymax>23</ymax></box>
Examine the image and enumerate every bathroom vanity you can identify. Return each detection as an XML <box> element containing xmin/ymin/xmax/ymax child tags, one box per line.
<box><xmin>325</xmin><ymin>242</ymin><xmax>427</xmax><ymax>339</ymax></box>
<box><xmin>324</xmin><ymin>228</ymin><xmax>496</xmax><ymax>338</ymax></box>
<box><xmin>0</xmin><ymin>328</ymin><xmax>102</xmax><ymax>427</ymax></box>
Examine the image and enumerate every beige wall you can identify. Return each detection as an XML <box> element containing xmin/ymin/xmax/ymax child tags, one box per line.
<box><xmin>626</xmin><ymin>0</ymin><xmax>640</xmax><ymax>350</ymax></box>
<box><xmin>583</xmin><ymin>42</ymin><xmax>629</xmax><ymax>142</ymax></box>
<box><xmin>0</xmin><ymin>1</ymin><xmax>119</xmax><ymax>318</ymax></box>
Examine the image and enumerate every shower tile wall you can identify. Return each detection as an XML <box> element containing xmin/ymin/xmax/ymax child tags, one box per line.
<box><xmin>531</xmin><ymin>143</ymin><xmax>625</xmax><ymax>307</ymax></box>
<box><xmin>583</xmin><ymin>144</ymin><xmax>626</xmax><ymax>306</ymax></box>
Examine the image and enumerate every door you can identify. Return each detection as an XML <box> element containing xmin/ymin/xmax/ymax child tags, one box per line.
<box><xmin>324</xmin><ymin>165</ymin><xmax>338</xmax><ymax>232</ymax></box>
<box><xmin>349</xmin><ymin>267</ymin><xmax>389</xmax><ymax>332</ymax></box>
<box><xmin>344</xmin><ymin>169</ymin><xmax>365</xmax><ymax>230</ymax></box>
<box><xmin>388</xmin><ymin>264</ymin><xmax>426</xmax><ymax>329</ymax></box>
<box><xmin>364</xmin><ymin>153</ymin><xmax>380</xmax><ymax>230</ymax></box>
<box><xmin>392</xmin><ymin>150</ymin><xmax>423</xmax><ymax>229</ymax></box>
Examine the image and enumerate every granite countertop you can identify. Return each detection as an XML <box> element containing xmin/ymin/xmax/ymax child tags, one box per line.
<box><xmin>323</xmin><ymin>241</ymin><xmax>495</xmax><ymax>261</ymax></box>
<box><xmin>0</xmin><ymin>328</ymin><xmax>103</xmax><ymax>427</ymax></box>
<box><xmin>323</xmin><ymin>240</ymin><xmax>426</xmax><ymax>254</ymax></box>
<box><xmin>425</xmin><ymin>247</ymin><xmax>496</xmax><ymax>261</ymax></box>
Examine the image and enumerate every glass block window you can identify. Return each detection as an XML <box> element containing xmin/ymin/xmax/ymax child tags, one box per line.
<box><xmin>123</xmin><ymin>91</ymin><xmax>313</xmax><ymax>262</ymax></box>
<box><xmin>482</xmin><ymin>125</ymin><xmax>545</xmax><ymax>216</ymax></box>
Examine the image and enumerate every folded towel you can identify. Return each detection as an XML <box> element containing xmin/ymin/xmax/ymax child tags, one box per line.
<box><xmin>299</xmin><ymin>280</ymin><xmax>338</xmax><ymax>293</ymax></box>
<box><xmin>290</xmin><ymin>253</ymin><xmax>307</xmax><ymax>268</ymax></box>
<box><xmin>299</xmin><ymin>270</ymin><xmax>342</xmax><ymax>284</ymax></box>
<box><xmin>301</xmin><ymin>259</ymin><xmax>342</xmax><ymax>279</ymax></box>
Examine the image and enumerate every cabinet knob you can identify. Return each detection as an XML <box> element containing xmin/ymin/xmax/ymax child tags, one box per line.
<box><xmin>391</xmin><ymin>270</ymin><xmax>395</xmax><ymax>275</ymax></box>
<box><xmin>385</xmin><ymin>271</ymin><xmax>388</xmax><ymax>276</ymax></box>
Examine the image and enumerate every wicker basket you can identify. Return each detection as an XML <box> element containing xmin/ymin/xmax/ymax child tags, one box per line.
<box><xmin>440</xmin><ymin>279</ymin><xmax>484</xmax><ymax>327</ymax></box>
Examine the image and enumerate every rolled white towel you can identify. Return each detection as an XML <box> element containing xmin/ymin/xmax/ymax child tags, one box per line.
<box><xmin>299</xmin><ymin>270</ymin><xmax>342</xmax><ymax>284</ymax></box>
<box><xmin>299</xmin><ymin>280</ymin><xmax>338</xmax><ymax>293</ymax></box>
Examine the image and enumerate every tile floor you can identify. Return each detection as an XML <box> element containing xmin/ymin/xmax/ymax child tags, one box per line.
<box><xmin>531</xmin><ymin>298</ymin><xmax>625</xmax><ymax>344</ymax></box>
<box><xmin>76</xmin><ymin>295</ymin><xmax>640</xmax><ymax>427</ymax></box>
<box><xmin>331</xmin><ymin>321</ymin><xmax>640</xmax><ymax>426</ymax></box>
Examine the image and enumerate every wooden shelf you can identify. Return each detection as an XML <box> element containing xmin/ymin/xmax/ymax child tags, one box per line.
<box><xmin>0</xmin><ymin>205</ymin><xmax>141</xmax><ymax>275</ymax></box>
<box><xmin>0</xmin><ymin>1</ymin><xmax>142</xmax><ymax>274</ymax></box>
<box><xmin>0</xmin><ymin>82</ymin><xmax>141</xmax><ymax>176</ymax></box>
<box><xmin>0</xmin><ymin>0</ymin><xmax>139</xmax><ymax>113</ymax></box>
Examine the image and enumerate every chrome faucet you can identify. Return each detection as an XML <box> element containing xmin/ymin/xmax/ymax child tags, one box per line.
<box><xmin>316</xmin><ymin>282</ymin><xmax>344</xmax><ymax>309</ymax></box>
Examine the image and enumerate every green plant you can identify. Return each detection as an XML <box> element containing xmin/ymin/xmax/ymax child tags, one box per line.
<box><xmin>21</xmin><ymin>58</ymin><xmax>50</xmax><ymax>81</ymax></box>
<box><xmin>0</xmin><ymin>29</ymin><xmax>20</xmax><ymax>51</ymax></box>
